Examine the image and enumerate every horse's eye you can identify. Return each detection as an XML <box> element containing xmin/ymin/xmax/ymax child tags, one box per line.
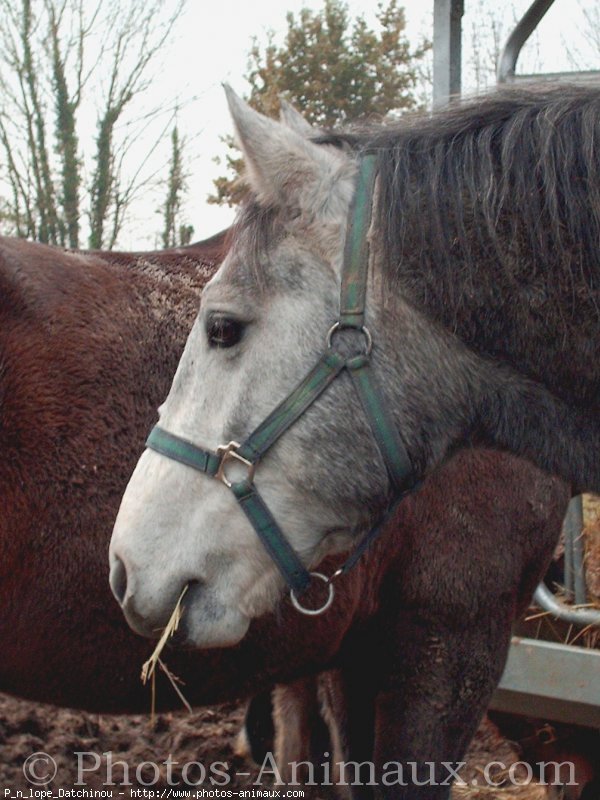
<box><xmin>206</xmin><ymin>315</ymin><xmax>244</xmax><ymax>348</ymax></box>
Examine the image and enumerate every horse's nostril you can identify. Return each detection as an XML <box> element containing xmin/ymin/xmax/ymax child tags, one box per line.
<box><xmin>110</xmin><ymin>555</ymin><xmax>128</xmax><ymax>605</ymax></box>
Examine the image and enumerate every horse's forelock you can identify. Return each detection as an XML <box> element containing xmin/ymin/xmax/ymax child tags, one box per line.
<box><xmin>225</xmin><ymin>199</ymin><xmax>284</xmax><ymax>291</ymax></box>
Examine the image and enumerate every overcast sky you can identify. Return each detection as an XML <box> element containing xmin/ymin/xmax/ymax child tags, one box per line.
<box><xmin>112</xmin><ymin>0</ymin><xmax>599</xmax><ymax>248</ymax></box>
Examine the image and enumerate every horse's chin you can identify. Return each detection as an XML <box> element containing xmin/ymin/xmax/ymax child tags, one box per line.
<box><xmin>179</xmin><ymin>567</ymin><xmax>287</xmax><ymax>648</ymax></box>
<box><xmin>169</xmin><ymin>581</ymin><xmax>252</xmax><ymax>649</ymax></box>
<box><xmin>180</xmin><ymin>601</ymin><xmax>251</xmax><ymax>649</ymax></box>
<box><xmin>120</xmin><ymin>585</ymin><xmax>252</xmax><ymax>650</ymax></box>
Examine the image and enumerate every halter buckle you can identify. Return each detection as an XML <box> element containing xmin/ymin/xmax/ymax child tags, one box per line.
<box><xmin>216</xmin><ymin>441</ymin><xmax>256</xmax><ymax>488</ymax></box>
<box><xmin>326</xmin><ymin>322</ymin><xmax>373</xmax><ymax>357</ymax></box>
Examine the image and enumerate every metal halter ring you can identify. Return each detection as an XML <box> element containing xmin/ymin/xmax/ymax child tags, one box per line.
<box><xmin>290</xmin><ymin>572</ymin><xmax>335</xmax><ymax>616</ymax></box>
<box><xmin>326</xmin><ymin>322</ymin><xmax>373</xmax><ymax>357</ymax></box>
<box><xmin>216</xmin><ymin>441</ymin><xmax>256</xmax><ymax>488</ymax></box>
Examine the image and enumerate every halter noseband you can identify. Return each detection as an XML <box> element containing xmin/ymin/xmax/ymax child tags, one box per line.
<box><xmin>146</xmin><ymin>155</ymin><xmax>417</xmax><ymax>615</ymax></box>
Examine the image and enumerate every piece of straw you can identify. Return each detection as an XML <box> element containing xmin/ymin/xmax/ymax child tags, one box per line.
<box><xmin>141</xmin><ymin>584</ymin><xmax>189</xmax><ymax>685</ymax></box>
<box><xmin>141</xmin><ymin>584</ymin><xmax>189</xmax><ymax>723</ymax></box>
<box><xmin>159</xmin><ymin>658</ymin><xmax>192</xmax><ymax>713</ymax></box>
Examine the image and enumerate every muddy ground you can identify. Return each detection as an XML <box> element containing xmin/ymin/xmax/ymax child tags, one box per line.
<box><xmin>0</xmin><ymin>693</ymin><xmax>548</xmax><ymax>798</ymax></box>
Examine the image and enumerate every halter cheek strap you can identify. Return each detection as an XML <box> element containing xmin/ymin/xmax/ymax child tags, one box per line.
<box><xmin>146</xmin><ymin>155</ymin><xmax>418</xmax><ymax>614</ymax></box>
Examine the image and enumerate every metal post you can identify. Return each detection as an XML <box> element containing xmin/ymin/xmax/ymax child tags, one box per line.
<box><xmin>497</xmin><ymin>0</ymin><xmax>554</xmax><ymax>83</ymax></box>
<box><xmin>433</xmin><ymin>0</ymin><xmax>464</xmax><ymax>109</ymax></box>
<box><xmin>564</xmin><ymin>516</ymin><xmax>574</xmax><ymax>598</ymax></box>
<box><xmin>497</xmin><ymin>0</ymin><xmax>600</xmax><ymax>85</ymax></box>
<box><xmin>571</xmin><ymin>498</ymin><xmax>587</xmax><ymax>606</ymax></box>
<box><xmin>563</xmin><ymin>495</ymin><xmax>587</xmax><ymax>605</ymax></box>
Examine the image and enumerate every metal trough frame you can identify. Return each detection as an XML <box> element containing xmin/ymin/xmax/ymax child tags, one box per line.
<box><xmin>433</xmin><ymin>0</ymin><xmax>600</xmax><ymax>728</ymax></box>
<box><xmin>491</xmin><ymin>638</ymin><xmax>600</xmax><ymax>728</ymax></box>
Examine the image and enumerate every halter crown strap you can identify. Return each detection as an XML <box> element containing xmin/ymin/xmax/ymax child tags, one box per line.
<box><xmin>337</xmin><ymin>153</ymin><xmax>414</xmax><ymax>491</ymax></box>
<box><xmin>339</xmin><ymin>154</ymin><xmax>378</xmax><ymax>329</ymax></box>
<box><xmin>145</xmin><ymin>155</ymin><xmax>417</xmax><ymax>610</ymax></box>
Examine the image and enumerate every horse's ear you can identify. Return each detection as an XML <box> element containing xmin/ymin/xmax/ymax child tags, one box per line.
<box><xmin>278</xmin><ymin>99</ymin><xmax>319</xmax><ymax>137</ymax></box>
<box><xmin>224</xmin><ymin>85</ymin><xmax>351</xmax><ymax>211</ymax></box>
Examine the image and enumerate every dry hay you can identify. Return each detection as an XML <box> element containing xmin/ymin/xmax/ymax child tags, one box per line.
<box><xmin>583</xmin><ymin>493</ymin><xmax>600</xmax><ymax>521</ymax></box>
<box><xmin>451</xmin><ymin>722</ymin><xmax>551</xmax><ymax>799</ymax></box>
<box><xmin>0</xmin><ymin>696</ymin><xmax>552</xmax><ymax>796</ymax></box>
<box><xmin>452</xmin><ymin>785</ymin><xmax>548</xmax><ymax>799</ymax></box>
<box><xmin>583</xmin><ymin>494</ymin><xmax>600</xmax><ymax>602</ymax></box>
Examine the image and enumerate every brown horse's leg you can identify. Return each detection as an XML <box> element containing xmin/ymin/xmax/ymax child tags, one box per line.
<box><xmin>238</xmin><ymin>678</ymin><xmax>335</xmax><ymax>797</ymax></box>
<box><xmin>273</xmin><ymin>676</ymin><xmax>330</xmax><ymax>790</ymax></box>
<box><xmin>367</xmin><ymin>608</ymin><xmax>514</xmax><ymax>800</ymax></box>
<box><xmin>235</xmin><ymin>689</ymin><xmax>275</xmax><ymax>764</ymax></box>
<box><xmin>265</xmin><ymin>672</ymin><xmax>376</xmax><ymax>800</ymax></box>
<box><xmin>319</xmin><ymin>668</ymin><xmax>377</xmax><ymax>800</ymax></box>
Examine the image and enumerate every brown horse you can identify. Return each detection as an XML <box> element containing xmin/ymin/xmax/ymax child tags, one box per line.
<box><xmin>0</xmin><ymin>232</ymin><xmax>572</xmax><ymax>797</ymax></box>
<box><xmin>0</xmin><ymin>231</ymin><xmax>224</xmax><ymax>710</ymax></box>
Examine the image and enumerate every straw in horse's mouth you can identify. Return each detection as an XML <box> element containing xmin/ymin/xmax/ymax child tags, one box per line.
<box><xmin>141</xmin><ymin>584</ymin><xmax>192</xmax><ymax>721</ymax></box>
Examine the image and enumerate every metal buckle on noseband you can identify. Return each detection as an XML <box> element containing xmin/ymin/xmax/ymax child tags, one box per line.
<box><xmin>215</xmin><ymin>441</ymin><xmax>256</xmax><ymax>488</ymax></box>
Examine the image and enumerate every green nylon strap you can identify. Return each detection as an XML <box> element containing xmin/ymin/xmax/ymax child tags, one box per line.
<box><xmin>232</xmin><ymin>480</ymin><xmax>311</xmax><ymax>594</ymax></box>
<box><xmin>338</xmin><ymin>154</ymin><xmax>378</xmax><ymax>329</ymax></box>
<box><xmin>346</xmin><ymin>358</ymin><xmax>414</xmax><ymax>492</ymax></box>
<box><xmin>238</xmin><ymin>351</ymin><xmax>346</xmax><ymax>463</ymax></box>
<box><xmin>337</xmin><ymin>492</ymin><xmax>410</xmax><ymax>575</ymax></box>
<box><xmin>146</xmin><ymin>426</ymin><xmax>220</xmax><ymax>476</ymax></box>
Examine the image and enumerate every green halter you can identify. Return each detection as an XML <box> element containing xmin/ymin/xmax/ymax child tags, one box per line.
<box><xmin>146</xmin><ymin>155</ymin><xmax>417</xmax><ymax>615</ymax></box>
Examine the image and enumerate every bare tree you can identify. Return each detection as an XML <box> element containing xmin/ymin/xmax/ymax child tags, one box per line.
<box><xmin>578</xmin><ymin>1</ymin><xmax>600</xmax><ymax>55</ymax></box>
<box><xmin>161</xmin><ymin>124</ymin><xmax>193</xmax><ymax>248</ymax></box>
<box><xmin>0</xmin><ymin>0</ymin><xmax>184</xmax><ymax>249</ymax></box>
<box><xmin>564</xmin><ymin>1</ymin><xmax>600</xmax><ymax>71</ymax></box>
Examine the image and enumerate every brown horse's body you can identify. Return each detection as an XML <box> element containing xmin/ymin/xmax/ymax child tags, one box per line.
<box><xmin>0</xmin><ymin>232</ymin><xmax>224</xmax><ymax>709</ymax></box>
<box><xmin>0</xmin><ymin>233</ymin><xmax>570</xmax><ymax>795</ymax></box>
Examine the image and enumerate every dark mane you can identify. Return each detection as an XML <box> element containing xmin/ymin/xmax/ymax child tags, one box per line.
<box><xmin>318</xmin><ymin>84</ymin><xmax>600</xmax><ymax>310</ymax></box>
